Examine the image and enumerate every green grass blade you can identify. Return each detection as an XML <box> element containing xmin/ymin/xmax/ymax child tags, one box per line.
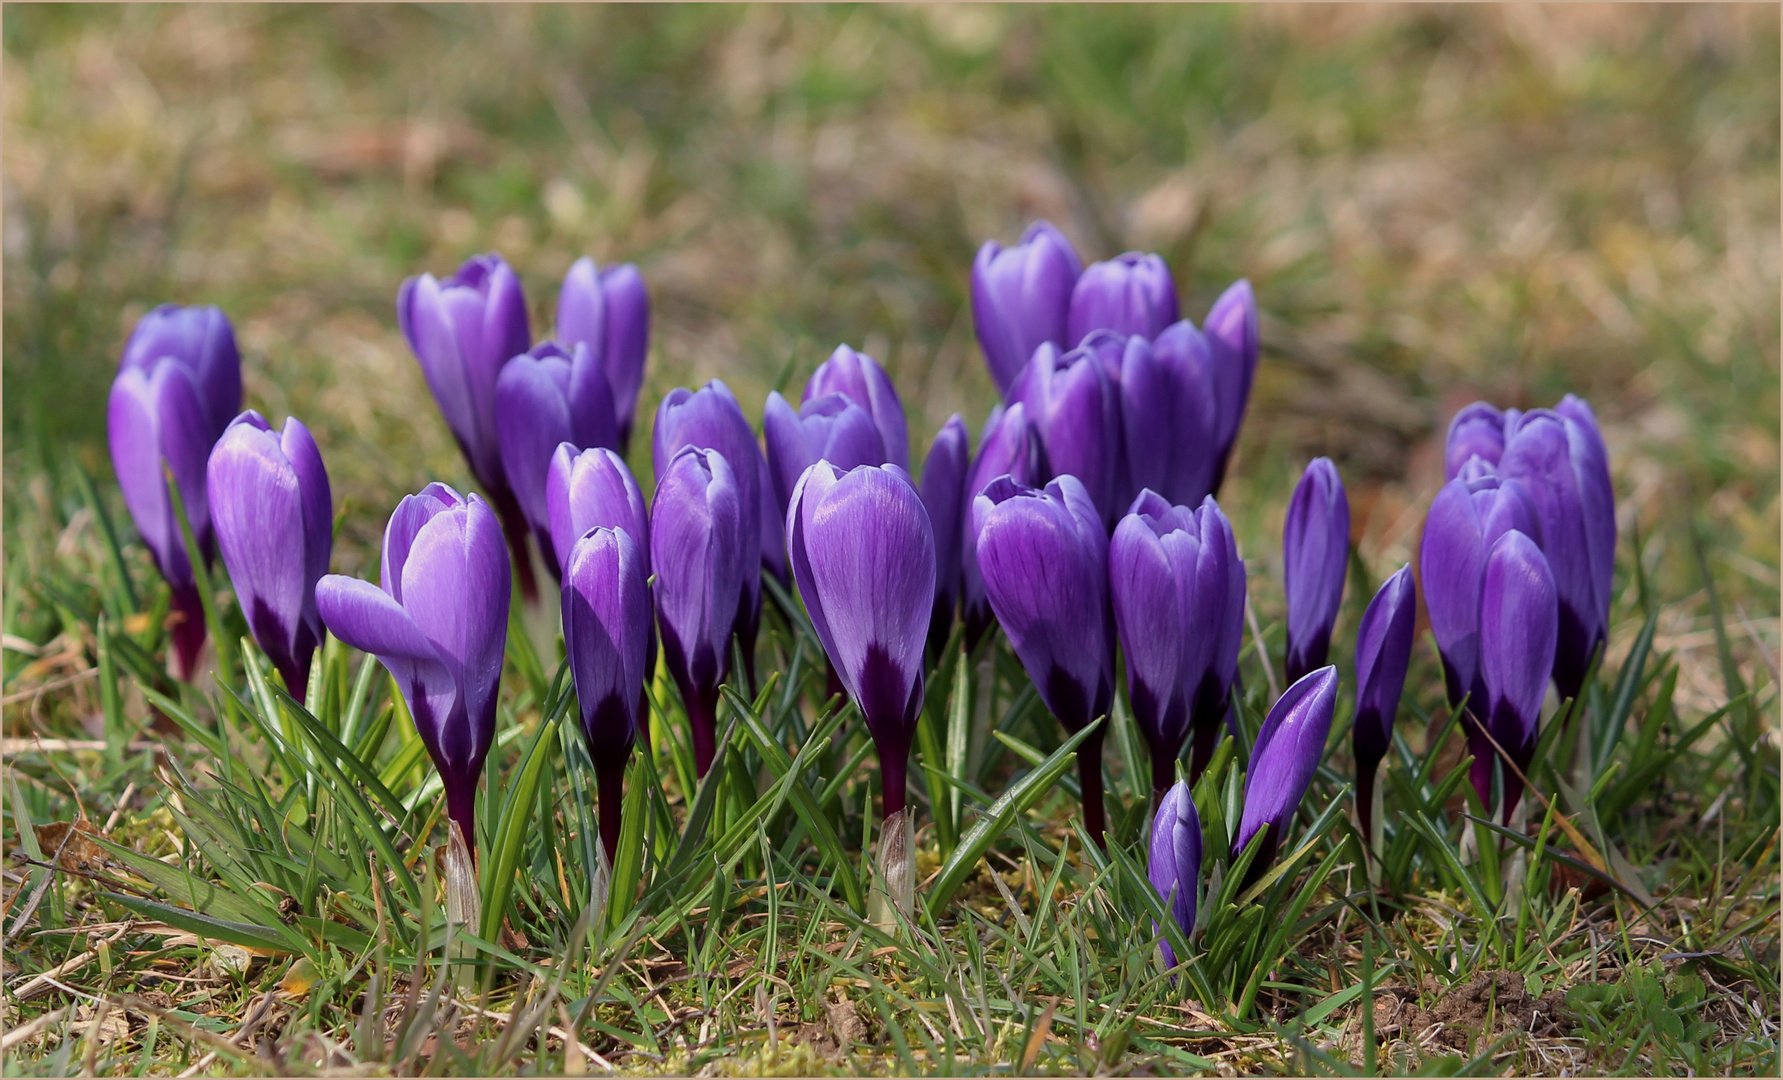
<box><xmin>481</xmin><ymin>717</ymin><xmax>559</xmax><ymax>943</ymax></box>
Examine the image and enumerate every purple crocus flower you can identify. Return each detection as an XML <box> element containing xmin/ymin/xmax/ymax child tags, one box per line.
<box><xmin>1008</xmin><ymin>340</ymin><xmax>1121</xmax><ymax>527</ymax></box>
<box><xmin>109</xmin><ymin>304</ymin><xmax>243</xmax><ymax>680</ymax></box>
<box><xmin>494</xmin><ymin>341</ymin><xmax>617</xmax><ymax>576</ymax></box>
<box><xmin>1202</xmin><ymin>279</ymin><xmax>1259</xmax><ymax>493</ymax></box>
<box><xmin>1444</xmin><ymin>402</ymin><xmax>1508</xmax><ymax>480</ymax></box>
<box><xmin>919</xmin><ymin>415</ymin><xmax>970</xmax><ymax>655</ymax></box>
<box><xmin>206</xmin><ymin>411</ymin><xmax>332</xmax><ymax>700</ymax></box>
<box><xmin>1233</xmin><ymin>666</ymin><xmax>1339</xmax><ymax>885</ymax></box>
<box><xmin>960</xmin><ymin>403</ymin><xmax>1047</xmax><ymax>648</ymax></box>
<box><xmin>1067</xmin><ymin>252</ymin><xmax>1179</xmax><ymax>346</ymax></box>
<box><xmin>1110</xmin><ymin>491</ymin><xmax>1245</xmax><ymax>800</ymax></box>
<box><xmin>1351</xmin><ymin>565</ymin><xmax>1416</xmax><ymax>844</ymax></box>
<box><xmin>1479</xmin><ymin>530</ymin><xmax>1557</xmax><ymax>821</ymax></box>
<box><xmin>650</xmin><ymin>446</ymin><xmax>748</xmax><ymax>776</ymax></box>
<box><xmin>1148</xmin><ymin>779</ymin><xmax>1202</xmax><ymax>968</ymax></box>
<box><xmin>316</xmin><ymin>484</ymin><xmax>509</xmax><ymax>846</ymax></box>
<box><xmin>1283</xmin><ymin>458</ymin><xmax>1350</xmax><ymax>684</ymax></box>
<box><xmin>1122</xmin><ymin>322</ymin><xmax>1219</xmax><ymax>511</ymax></box>
<box><xmin>971</xmin><ymin>220</ymin><xmax>1082</xmax><ymax>395</ymax></box>
<box><xmin>804</xmin><ymin>345</ymin><xmax>909</xmax><ymax>470</ymax></box>
<box><xmin>396</xmin><ymin>253</ymin><xmax>536</xmax><ymax>598</ymax></box>
<box><xmin>762</xmin><ymin>391</ymin><xmax>886</xmax><ymax>517</ymax></box>
<box><xmin>562</xmin><ymin>525</ymin><xmax>652</xmax><ymax>864</ymax></box>
<box><xmin>556</xmin><ymin>256</ymin><xmax>650</xmax><ymax>450</ymax></box>
<box><xmin>974</xmin><ymin>474</ymin><xmax>1115</xmax><ymax>843</ymax></box>
<box><xmin>546</xmin><ymin>443</ymin><xmax>656</xmax><ymax>698</ymax></box>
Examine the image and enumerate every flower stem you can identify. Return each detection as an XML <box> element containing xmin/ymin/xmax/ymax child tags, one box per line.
<box><xmin>688</xmin><ymin>685</ymin><xmax>719</xmax><ymax>776</ymax></box>
<box><xmin>1078</xmin><ymin>725</ymin><xmax>1107</xmax><ymax>848</ymax></box>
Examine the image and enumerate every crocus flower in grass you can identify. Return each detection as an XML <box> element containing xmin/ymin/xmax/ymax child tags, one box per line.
<box><xmin>975</xmin><ymin>474</ymin><xmax>1115</xmax><ymax>843</ymax></box>
<box><xmin>562</xmin><ymin>526</ymin><xmax>652</xmax><ymax>866</ymax></box>
<box><xmin>207</xmin><ymin>411</ymin><xmax>332</xmax><ymax>700</ymax></box>
<box><xmin>1110</xmin><ymin>492</ymin><xmax>1244</xmax><ymax>800</ymax></box>
<box><xmin>919</xmin><ymin>415</ymin><xmax>970</xmax><ymax>656</ymax></box>
<box><xmin>397</xmin><ymin>253</ymin><xmax>535</xmax><ymax>598</ymax></box>
<box><xmin>805</xmin><ymin>345</ymin><xmax>909</xmax><ymax>470</ymax></box>
<box><xmin>1202</xmin><ymin>279</ymin><xmax>1260</xmax><ymax>494</ymax></box>
<box><xmin>495</xmin><ymin>341</ymin><xmax>617</xmax><ymax>576</ymax></box>
<box><xmin>960</xmin><ymin>402</ymin><xmax>1046</xmax><ymax>648</ymax></box>
<box><xmin>788</xmin><ymin>462</ymin><xmax>935</xmax><ymax>920</ymax></box>
<box><xmin>1008</xmin><ymin>339</ymin><xmax>1121</xmax><ymax>527</ymax></box>
<box><xmin>1479</xmin><ymin>530</ymin><xmax>1557</xmax><ymax>822</ymax></box>
<box><xmin>1233</xmin><ymin>666</ymin><xmax>1338</xmax><ymax>889</ymax></box>
<box><xmin>1067</xmin><ymin>251</ymin><xmax>1179</xmax><ymax>346</ymax></box>
<box><xmin>1283</xmin><ymin>458</ymin><xmax>1349</xmax><ymax>684</ymax></box>
<box><xmin>651</xmin><ymin>446</ymin><xmax>748</xmax><ymax>776</ymax></box>
<box><xmin>1122</xmin><ymin>322</ymin><xmax>1219</xmax><ymax>513</ymax></box>
<box><xmin>1149</xmin><ymin>779</ymin><xmax>1202</xmax><ymax>968</ymax></box>
<box><xmin>555</xmin><ymin>257</ymin><xmax>650</xmax><ymax>450</ymax></box>
<box><xmin>763</xmin><ymin>391</ymin><xmax>886</xmax><ymax>517</ymax></box>
<box><xmin>971</xmin><ymin>220</ymin><xmax>1081</xmax><ymax>395</ymax></box>
<box><xmin>1351</xmin><ymin>565</ymin><xmax>1415</xmax><ymax>846</ymax></box>
<box><xmin>1444</xmin><ymin>402</ymin><xmax>1509</xmax><ymax>480</ymax></box>
<box><xmin>109</xmin><ymin>304</ymin><xmax>243</xmax><ymax>680</ymax></box>
<box><xmin>546</xmin><ymin>444</ymin><xmax>656</xmax><ymax>703</ymax></box>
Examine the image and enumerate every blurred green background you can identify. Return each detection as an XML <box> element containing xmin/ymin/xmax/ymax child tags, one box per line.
<box><xmin>5</xmin><ymin>3</ymin><xmax>1778</xmax><ymax>711</ymax></box>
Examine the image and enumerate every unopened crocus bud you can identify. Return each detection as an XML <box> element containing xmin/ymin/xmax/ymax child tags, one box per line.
<box><xmin>1122</xmin><ymin>322</ymin><xmax>1219</xmax><ymax>511</ymax></box>
<box><xmin>109</xmin><ymin>304</ymin><xmax>243</xmax><ymax>680</ymax></box>
<box><xmin>960</xmin><ymin>402</ymin><xmax>1047</xmax><ymax>647</ymax></box>
<box><xmin>316</xmin><ymin>484</ymin><xmax>509</xmax><ymax>846</ymax></box>
<box><xmin>1233</xmin><ymin>666</ymin><xmax>1338</xmax><ymax>884</ymax></box>
<box><xmin>207</xmin><ymin>411</ymin><xmax>332</xmax><ymax>699</ymax></box>
<box><xmin>1203</xmin><ymin>280</ymin><xmax>1259</xmax><ymax>493</ymax></box>
<box><xmin>556</xmin><ymin>257</ymin><xmax>650</xmax><ymax>450</ymax></box>
<box><xmin>971</xmin><ymin>220</ymin><xmax>1082</xmax><ymax>395</ymax></box>
<box><xmin>650</xmin><ymin>446</ymin><xmax>748</xmax><ymax>775</ymax></box>
<box><xmin>1444</xmin><ymin>403</ymin><xmax>1507</xmax><ymax>480</ymax></box>
<box><xmin>919</xmin><ymin>415</ymin><xmax>970</xmax><ymax>655</ymax></box>
<box><xmin>804</xmin><ymin>345</ymin><xmax>908</xmax><ymax>469</ymax></box>
<box><xmin>1351</xmin><ymin>565</ymin><xmax>1415</xmax><ymax>845</ymax></box>
<box><xmin>975</xmin><ymin>474</ymin><xmax>1115</xmax><ymax>842</ymax></box>
<box><xmin>1283</xmin><ymin>458</ymin><xmax>1349</xmax><ymax>684</ymax></box>
<box><xmin>1148</xmin><ymin>779</ymin><xmax>1202</xmax><ymax>968</ymax></box>
<box><xmin>546</xmin><ymin>444</ymin><xmax>655</xmax><ymax>692</ymax></box>
<box><xmin>495</xmin><ymin>341</ymin><xmax>617</xmax><ymax>575</ymax></box>
<box><xmin>1067</xmin><ymin>252</ymin><xmax>1178</xmax><ymax>346</ymax></box>
<box><xmin>1009</xmin><ymin>340</ymin><xmax>1121</xmax><ymax>526</ymax></box>
<box><xmin>563</xmin><ymin>525</ymin><xmax>651</xmax><ymax>864</ymax></box>
<box><xmin>1479</xmin><ymin>530</ymin><xmax>1556</xmax><ymax>821</ymax></box>
<box><xmin>762</xmin><ymin>391</ymin><xmax>885</xmax><ymax>517</ymax></box>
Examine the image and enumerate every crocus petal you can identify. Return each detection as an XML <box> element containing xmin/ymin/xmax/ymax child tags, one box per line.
<box><xmin>651</xmin><ymin>447</ymin><xmax>747</xmax><ymax>700</ymax></box>
<box><xmin>1480</xmin><ymin>531</ymin><xmax>1556</xmax><ymax>763</ymax></box>
<box><xmin>563</xmin><ymin>526</ymin><xmax>651</xmax><ymax>759</ymax></box>
<box><xmin>804</xmin><ymin>344</ymin><xmax>908</xmax><ymax>470</ymax></box>
<box><xmin>1149</xmin><ymin>779</ymin><xmax>1202</xmax><ymax>964</ymax></box>
<box><xmin>1203</xmin><ymin>279</ymin><xmax>1259</xmax><ymax>468</ymax></box>
<box><xmin>764</xmin><ymin>391</ymin><xmax>885</xmax><ymax>516</ymax></box>
<box><xmin>598</xmin><ymin>263</ymin><xmax>650</xmax><ymax>438</ymax></box>
<box><xmin>1124</xmin><ymin>323</ymin><xmax>1219</xmax><ymax>509</ymax></box>
<box><xmin>1110</xmin><ymin>509</ymin><xmax>1189</xmax><ymax>754</ymax></box>
<box><xmin>1282</xmin><ymin>459</ymin><xmax>1349</xmax><ymax>683</ymax></box>
<box><xmin>1234</xmin><ymin>666</ymin><xmax>1339</xmax><ymax>860</ymax></box>
<box><xmin>961</xmin><ymin>402</ymin><xmax>1047</xmax><ymax>642</ymax></box>
<box><xmin>652</xmin><ymin>380</ymin><xmax>762</xmax><ymax>608</ymax></box>
<box><xmin>919</xmin><ymin>414</ymin><xmax>970</xmax><ymax>648</ymax></box>
<box><xmin>1008</xmin><ymin>341</ymin><xmax>1121</xmax><ymax>526</ymax></box>
<box><xmin>971</xmin><ymin>220</ymin><xmax>1081</xmax><ymax>394</ymax></box>
<box><xmin>1067</xmin><ymin>252</ymin><xmax>1179</xmax><ymax>345</ymax></box>
<box><xmin>1353</xmin><ymin>565</ymin><xmax>1416</xmax><ymax>771</ymax></box>
<box><xmin>108</xmin><ymin>361</ymin><xmax>215</xmax><ymax>589</ymax></box>
<box><xmin>757</xmin><ymin>445</ymin><xmax>788</xmax><ymax>583</ymax></box>
<box><xmin>1444</xmin><ymin>402</ymin><xmax>1507</xmax><ymax>481</ymax></box>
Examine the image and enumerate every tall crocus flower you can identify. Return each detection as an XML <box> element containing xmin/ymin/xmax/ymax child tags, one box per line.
<box><xmin>1203</xmin><ymin>279</ymin><xmax>1259</xmax><ymax>493</ymax></box>
<box><xmin>650</xmin><ymin>446</ymin><xmax>747</xmax><ymax>775</ymax></box>
<box><xmin>787</xmin><ymin>462</ymin><xmax>935</xmax><ymax>920</ymax></box>
<box><xmin>546</xmin><ymin>444</ymin><xmax>655</xmax><ymax>697</ymax></box>
<box><xmin>556</xmin><ymin>257</ymin><xmax>650</xmax><ymax>450</ymax></box>
<box><xmin>1233</xmin><ymin>666</ymin><xmax>1338</xmax><ymax>887</ymax></box>
<box><xmin>396</xmin><ymin>253</ymin><xmax>535</xmax><ymax>597</ymax></box>
<box><xmin>1067</xmin><ymin>252</ymin><xmax>1178</xmax><ymax>346</ymax></box>
<box><xmin>207</xmin><ymin>411</ymin><xmax>332</xmax><ymax>699</ymax></box>
<box><xmin>1008</xmin><ymin>340</ymin><xmax>1121</xmax><ymax>526</ymax></box>
<box><xmin>975</xmin><ymin>474</ymin><xmax>1115</xmax><ymax>842</ymax></box>
<box><xmin>1351</xmin><ymin>565</ymin><xmax>1415</xmax><ymax>845</ymax></box>
<box><xmin>1122</xmin><ymin>322</ymin><xmax>1219</xmax><ymax>511</ymax></box>
<box><xmin>494</xmin><ymin>341</ymin><xmax>617</xmax><ymax>575</ymax></box>
<box><xmin>762</xmin><ymin>391</ymin><xmax>885</xmax><ymax>517</ymax></box>
<box><xmin>960</xmin><ymin>403</ymin><xmax>1047</xmax><ymax>647</ymax></box>
<box><xmin>1479</xmin><ymin>530</ymin><xmax>1556</xmax><ymax>821</ymax></box>
<box><xmin>562</xmin><ymin>526</ymin><xmax>652</xmax><ymax>865</ymax></box>
<box><xmin>1110</xmin><ymin>492</ymin><xmax>1245</xmax><ymax>800</ymax></box>
<box><xmin>919</xmin><ymin>415</ymin><xmax>970</xmax><ymax>655</ymax></box>
<box><xmin>971</xmin><ymin>220</ymin><xmax>1082</xmax><ymax>395</ymax></box>
<box><xmin>1283</xmin><ymin>458</ymin><xmax>1349</xmax><ymax>684</ymax></box>
<box><xmin>1444</xmin><ymin>402</ymin><xmax>1507</xmax><ymax>480</ymax></box>
<box><xmin>804</xmin><ymin>345</ymin><xmax>908</xmax><ymax>469</ymax></box>
<box><xmin>1148</xmin><ymin>779</ymin><xmax>1202</xmax><ymax>968</ymax></box>
<box><xmin>109</xmin><ymin>304</ymin><xmax>243</xmax><ymax>680</ymax></box>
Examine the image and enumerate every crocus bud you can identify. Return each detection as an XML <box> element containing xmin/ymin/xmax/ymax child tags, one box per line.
<box><xmin>975</xmin><ymin>474</ymin><xmax>1115</xmax><ymax>842</ymax></box>
<box><xmin>119</xmin><ymin>303</ymin><xmax>243</xmax><ymax>439</ymax></box>
<box><xmin>960</xmin><ymin>403</ymin><xmax>1047</xmax><ymax>647</ymax></box>
<box><xmin>562</xmin><ymin>525</ymin><xmax>652</xmax><ymax>864</ymax></box>
<box><xmin>1351</xmin><ymin>564</ymin><xmax>1415</xmax><ymax>844</ymax></box>
<box><xmin>919</xmin><ymin>415</ymin><xmax>970</xmax><ymax>655</ymax></box>
<box><xmin>1479</xmin><ymin>530</ymin><xmax>1556</xmax><ymax>821</ymax></box>
<box><xmin>1203</xmin><ymin>279</ymin><xmax>1259</xmax><ymax>492</ymax></box>
<box><xmin>762</xmin><ymin>391</ymin><xmax>885</xmax><ymax>517</ymax></box>
<box><xmin>546</xmin><ymin>443</ymin><xmax>656</xmax><ymax>691</ymax></box>
<box><xmin>971</xmin><ymin>220</ymin><xmax>1082</xmax><ymax>394</ymax></box>
<box><xmin>1444</xmin><ymin>402</ymin><xmax>1507</xmax><ymax>480</ymax></box>
<box><xmin>650</xmin><ymin>446</ymin><xmax>748</xmax><ymax>775</ymax></box>
<box><xmin>1233</xmin><ymin>666</ymin><xmax>1338</xmax><ymax>882</ymax></box>
<box><xmin>207</xmin><ymin>411</ymin><xmax>332</xmax><ymax>699</ymax></box>
<box><xmin>1067</xmin><ymin>252</ymin><xmax>1179</xmax><ymax>346</ymax></box>
<box><xmin>1008</xmin><ymin>340</ymin><xmax>1121</xmax><ymax>527</ymax></box>
<box><xmin>316</xmin><ymin>484</ymin><xmax>509</xmax><ymax>845</ymax></box>
<box><xmin>495</xmin><ymin>342</ymin><xmax>618</xmax><ymax>575</ymax></box>
<box><xmin>556</xmin><ymin>257</ymin><xmax>650</xmax><ymax>449</ymax></box>
<box><xmin>1122</xmin><ymin>322</ymin><xmax>1219</xmax><ymax>511</ymax></box>
<box><xmin>1148</xmin><ymin>779</ymin><xmax>1202</xmax><ymax>968</ymax></box>
<box><xmin>804</xmin><ymin>345</ymin><xmax>908</xmax><ymax>469</ymax></box>
<box><xmin>1283</xmin><ymin>458</ymin><xmax>1349</xmax><ymax>684</ymax></box>
<box><xmin>1111</xmin><ymin>492</ymin><xmax>1245</xmax><ymax>799</ymax></box>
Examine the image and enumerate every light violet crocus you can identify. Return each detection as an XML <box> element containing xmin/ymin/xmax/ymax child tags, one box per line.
<box><xmin>1479</xmin><ymin>530</ymin><xmax>1557</xmax><ymax>822</ymax></box>
<box><xmin>1149</xmin><ymin>779</ymin><xmax>1202</xmax><ymax>969</ymax></box>
<box><xmin>960</xmin><ymin>402</ymin><xmax>1047</xmax><ymax>648</ymax></box>
<box><xmin>1233</xmin><ymin>666</ymin><xmax>1338</xmax><ymax>890</ymax></box>
<box><xmin>546</xmin><ymin>443</ymin><xmax>655</xmax><ymax>703</ymax></box>
<box><xmin>1123</xmin><ymin>321</ymin><xmax>1220</xmax><ymax>512</ymax></box>
<box><xmin>762</xmin><ymin>391</ymin><xmax>886</xmax><ymax>518</ymax></box>
<box><xmin>109</xmin><ymin>304</ymin><xmax>243</xmax><ymax>680</ymax></box>
<box><xmin>1202</xmin><ymin>279</ymin><xmax>1259</xmax><ymax>494</ymax></box>
<box><xmin>1351</xmin><ymin>565</ymin><xmax>1415</xmax><ymax>845</ymax></box>
<box><xmin>1283</xmin><ymin>458</ymin><xmax>1349</xmax><ymax>684</ymax></box>
<box><xmin>971</xmin><ymin>220</ymin><xmax>1082</xmax><ymax>395</ymax></box>
<box><xmin>556</xmin><ymin>257</ymin><xmax>650</xmax><ymax>450</ymax></box>
<box><xmin>919</xmin><ymin>415</ymin><xmax>970</xmax><ymax>656</ymax></box>
<box><xmin>1008</xmin><ymin>339</ymin><xmax>1122</xmax><ymax>527</ymax></box>
<box><xmin>1067</xmin><ymin>252</ymin><xmax>1179</xmax><ymax>346</ymax></box>
<box><xmin>494</xmin><ymin>341</ymin><xmax>618</xmax><ymax>575</ymax></box>
<box><xmin>207</xmin><ymin>410</ymin><xmax>332</xmax><ymax>700</ymax></box>
<box><xmin>804</xmin><ymin>345</ymin><xmax>909</xmax><ymax>470</ymax></box>
<box><xmin>1444</xmin><ymin>402</ymin><xmax>1508</xmax><ymax>480</ymax></box>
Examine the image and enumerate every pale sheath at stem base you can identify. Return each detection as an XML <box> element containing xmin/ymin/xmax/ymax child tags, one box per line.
<box><xmin>871</xmin><ymin>807</ymin><xmax>916</xmax><ymax>930</ymax></box>
<box><xmin>445</xmin><ymin>820</ymin><xmax>481</xmax><ymax>963</ymax></box>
